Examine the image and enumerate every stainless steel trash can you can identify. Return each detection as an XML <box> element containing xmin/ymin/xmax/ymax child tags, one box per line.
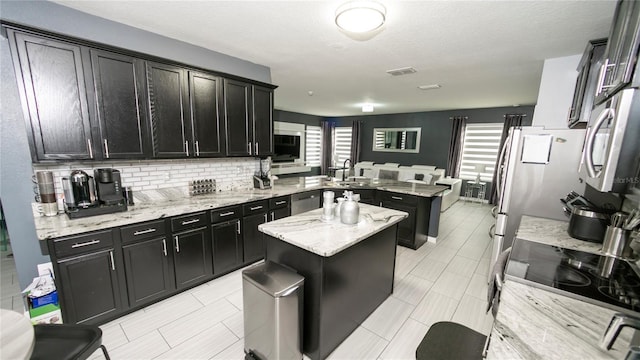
<box><xmin>243</xmin><ymin>261</ymin><xmax>304</xmax><ymax>360</ymax></box>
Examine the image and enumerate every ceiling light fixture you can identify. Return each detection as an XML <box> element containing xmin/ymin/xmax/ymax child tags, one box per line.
<box><xmin>418</xmin><ymin>84</ymin><xmax>442</xmax><ymax>90</ymax></box>
<box><xmin>362</xmin><ymin>103</ymin><xmax>375</xmax><ymax>112</ymax></box>
<box><xmin>335</xmin><ymin>1</ymin><xmax>386</xmax><ymax>33</ymax></box>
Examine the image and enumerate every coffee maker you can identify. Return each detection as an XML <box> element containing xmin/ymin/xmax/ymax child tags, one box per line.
<box><xmin>63</xmin><ymin>168</ymin><xmax>127</xmax><ymax>219</ymax></box>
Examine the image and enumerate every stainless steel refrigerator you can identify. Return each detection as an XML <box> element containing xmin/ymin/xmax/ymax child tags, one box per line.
<box><xmin>489</xmin><ymin>127</ymin><xmax>586</xmax><ymax>277</ymax></box>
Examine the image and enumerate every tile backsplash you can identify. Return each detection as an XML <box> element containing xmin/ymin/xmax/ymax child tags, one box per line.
<box><xmin>33</xmin><ymin>157</ymin><xmax>262</xmax><ymax>198</ymax></box>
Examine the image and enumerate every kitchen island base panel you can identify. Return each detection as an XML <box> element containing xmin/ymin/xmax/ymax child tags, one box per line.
<box><xmin>264</xmin><ymin>225</ymin><xmax>398</xmax><ymax>360</ymax></box>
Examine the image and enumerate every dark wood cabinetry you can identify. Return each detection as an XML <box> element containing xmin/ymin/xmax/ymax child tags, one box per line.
<box><xmin>90</xmin><ymin>50</ymin><xmax>149</xmax><ymax>158</ymax></box>
<box><xmin>7</xmin><ymin>30</ymin><xmax>94</xmax><ymax>161</ymax></box>
<box><xmin>146</xmin><ymin>61</ymin><xmax>190</xmax><ymax>158</ymax></box>
<box><xmin>189</xmin><ymin>71</ymin><xmax>225</xmax><ymax>157</ymax></box>
<box><xmin>379</xmin><ymin>196</ymin><xmax>417</xmax><ymax>248</ymax></box>
<box><xmin>378</xmin><ymin>191</ymin><xmax>440</xmax><ymax>250</ymax></box>
<box><xmin>224</xmin><ymin>79</ymin><xmax>252</xmax><ymax>156</ymax></box>
<box><xmin>121</xmin><ymin>220</ymin><xmax>173</xmax><ymax>308</ymax></box>
<box><xmin>49</xmin><ymin>230</ymin><xmax>126</xmax><ymax>324</ymax></box>
<box><xmin>171</xmin><ymin>212</ymin><xmax>212</xmax><ymax>289</ymax></box>
<box><xmin>252</xmin><ymin>85</ymin><xmax>274</xmax><ymax>157</ymax></box>
<box><xmin>242</xmin><ymin>200</ymin><xmax>269</xmax><ymax>263</ymax></box>
<box><xmin>568</xmin><ymin>39</ymin><xmax>607</xmax><ymax>128</ymax></box>
<box><xmin>211</xmin><ymin>219</ymin><xmax>243</xmax><ymax>275</ymax></box>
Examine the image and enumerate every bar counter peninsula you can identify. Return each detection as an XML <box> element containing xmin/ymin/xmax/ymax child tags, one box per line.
<box><xmin>258</xmin><ymin>203</ymin><xmax>408</xmax><ymax>360</ymax></box>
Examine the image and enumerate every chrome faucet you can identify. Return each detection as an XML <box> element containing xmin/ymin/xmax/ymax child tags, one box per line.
<box><xmin>600</xmin><ymin>313</ymin><xmax>640</xmax><ymax>350</ymax></box>
<box><xmin>342</xmin><ymin>158</ymin><xmax>351</xmax><ymax>181</ymax></box>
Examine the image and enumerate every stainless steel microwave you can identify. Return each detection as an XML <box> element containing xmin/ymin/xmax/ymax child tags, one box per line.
<box><xmin>579</xmin><ymin>88</ymin><xmax>640</xmax><ymax>193</ymax></box>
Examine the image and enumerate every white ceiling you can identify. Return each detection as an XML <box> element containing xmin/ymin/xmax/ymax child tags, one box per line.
<box><xmin>53</xmin><ymin>0</ymin><xmax>616</xmax><ymax>117</ymax></box>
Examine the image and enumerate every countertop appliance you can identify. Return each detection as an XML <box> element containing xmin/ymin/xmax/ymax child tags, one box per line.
<box><xmin>505</xmin><ymin>238</ymin><xmax>640</xmax><ymax>315</ymax></box>
<box><xmin>65</xmin><ymin>168</ymin><xmax>127</xmax><ymax>219</ymax></box>
<box><xmin>579</xmin><ymin>88</ymin><xmax>640</xmax><ymax>194</ymax></box>
<box><xmin>490</xmin><ymin>127</ymin><xmax>587</xmax><ymax>278</ymax></box>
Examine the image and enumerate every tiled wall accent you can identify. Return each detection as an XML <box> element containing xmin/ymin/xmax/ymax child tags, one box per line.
<box><xmin>33</xmin><ymin>158</ymin><xmax>262</xmax><ymax>198</ymax></box>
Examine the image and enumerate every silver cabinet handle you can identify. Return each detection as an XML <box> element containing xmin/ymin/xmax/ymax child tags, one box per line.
<box><xmin>255</xmin><ymin>142</ymin><xmax>259</xmax><ymax>155</ymax></box>
<box><xmin>264</xmin><ymin>213</ymin><xmax>268</xmax><ymax>222</ymax></box>
<box><xmin>181</xmin><ymin>218</ymin><xmax>200</xmax><ymax>225</ymax></box>
<box><xmin>103</xmin><ymin>139</ymin><xmax>110</xmax><ymax>158</ymax></box>
<box><xmin>162</xmin><ymin>239</ymin><xmax>167</xmax><ymax>256</ymax></box>
<box><xmin>220</xmin><ymin>211</ymin><xmax>235</xmax><ymax>217</ymax></box>
<box><xmin>109</xmin><ymin>251</ymin><xmax>115</xmax><ymax>270</ymax></box>
<box><xmin>87</xmin><ymin>138</ymin><xmax>94</xmax><ymax>159</ymax></box>
<box><xmin>379</xmin><ymin>202</ymin><xmax>383</xmax><ymax>207</ymax></box>
<box><xmin>175</xmin><ymin>236</ymin><xmax>180</xmax><ymax>253</ymax></box>
<box><xmin>584</xmin><ymin>108</ymin><xmax>613</xmax><ymax>178</ymax></box>
<box><xmin>271</xmin><ymin>212</ymin><xmax>275</xmax><ymax>221</ymax></box>
<box><xmin>71</xmin><ymin>239</ymin><xmax>100</xmax><ymax>248</ymax></box>
<box><xmin>236</xmin><ymin>220</ymin><xmax>241</xmax><ymax>234</ymax></box>
<box><xmin>391</xmin><ymin>196</ymin><xmax>403</xmax><ymax>200</ymax></box>
<box><xmin>133</xmin><ymin>228</ymin><xmax>156</xmax><ymax>236</ymax></box>
<box><xmin>275</xmin><ymin>201</ymin><xmax>286</xmax><ymax>205</ymax></box>
<box><xmin>195</xmin><ymin>140</ymin><xmax>200</xmax><ymax>156</ymax></box>
<box><xmin>185</xmin><ymin>140</ymin><xmax>189</xmax><ymax>157</ymax></box>
<box><xmin>248</xmin><ymin>142</ymin><xmax>252</xmax><ymax>155</ymax></box>
<box><xmin>250</xmin><ymin>205</ymin><xmax>263</xmax><ymax>211</ymax></box>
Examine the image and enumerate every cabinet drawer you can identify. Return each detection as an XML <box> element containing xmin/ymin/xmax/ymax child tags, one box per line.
<box><xmin>269</xmin><ymin>196</ymin><xmax>290</xmax><ymax>210</ymax></box>
<box><xmin>242</xmin><ymin>200</ymin><xmax>269</xmax><ymax>216</ymax></box>
<box><xmin>211</xmin><ymin>205</ymin><xmax>242</xmax><ymax>223</ymax></box>
<box><xmin>121</xmin><ymin>220</ymin><xmax>167</xmax><ymax>244</ymax></box>
<box><xmin>379</xmin><ymin>191</ymin><xmax>418</xmax><ymax>205</ymax></box>
<box><xmin>52</xmin><ymin>229</ymin><xmax>114</xmax><ymax>258</ymax></box>
<box><xmin>171</xmin><ymin>212</ymin><xmax>208</xmax><ymax>232</ymax></box>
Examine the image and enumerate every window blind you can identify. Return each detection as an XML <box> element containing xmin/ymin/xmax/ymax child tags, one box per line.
<box><xmin>305</xmin><ymin>125</ymin><xmax>322</xmax><ymax>167</ymax></box>
<box><xmin>458</xmin><ymin>123</ymin><xmax>503</xmax><ymax>181</ymax></box>
<box><xmin>332</xmin><ymin>127</ymin><xmax>353</xmax><ymax>166</ymax></box>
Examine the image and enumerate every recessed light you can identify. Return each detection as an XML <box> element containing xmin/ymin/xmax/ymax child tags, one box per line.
<box><xmin>418</xmin><ymin>84</ymin><xmax>441</xmax><ymax>90</ymax></box>
<box><xmin>362</xmin><ymin>103</ymin><xmax>374</xmax><ymax>112</ymax></box>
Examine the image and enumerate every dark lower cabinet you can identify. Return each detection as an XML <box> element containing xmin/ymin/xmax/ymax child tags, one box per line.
<box><xmin>211</xmin><ymin>219</ymin><xmax>243</xmax><ymax>275</ymax></box>
<box><xmin>242</xmin><ymin>212</ymin><xmax>268</xmax><ymax>263</ymax></box>
<box><xmin>380</xmin><ymin>200</ymin><xmax>417</xmax><ymax>247</ymax></box>
<box><xmin>270</xmin><ymin>207</ymin><xmax>290</xmax><ymax>221</ymax></box>
<box><xmin>122</xmin><ymin>237</ymin><xmax>173</xmax><ymax>308</ymax></box>
<box><xmin>56</xmin><ymin>249</ymin><xmax>125</xmax><ymax>324</ymax></box>
<box><xmin>172</xmin><ymin>226</ymin><xmax>213</xmax><ymax>289</ymax></box>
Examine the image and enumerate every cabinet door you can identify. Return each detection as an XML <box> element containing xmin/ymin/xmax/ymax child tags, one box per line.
<box><xmin>146</xmin><ymin>61</ymin><xmax>189</xmax><ymax>158</ymax></box>
<box><xmin>122</xmin><ymin>237</ymin><xmax>173</xmax><ymax>308</ymax></box>
<box><xmin>189</xmin><ymin>71</ymin><xmax>225</xmax><ymax>157</ymax></box>
<box><xmin>172</xmin><ymin>226</ymin><xmax>212</xmax><ymax>289</ymax></box>
<box><xmin>211</xmin><ymin>219</ymin><xmax>243</xmax><ymax>275</ymax></box>
<box><xmin>270</xmin><ymin>207</ymin><xmax>290</xmax><ymax>222</ymax></box>
<box><xmin>381</xmin><ymin>201</ymin><xmax>416</xmax><ymax>247</ymax></box>
<box><xmin>252</xmin><ymin>85</ymin><xmax>274</xmax><ymax>157</ymax></box>
<box><xmin>8</xmin><ymin>31</ymin><xmax>94</xmax><ymax>161</ymax></box>
<box><xmin>242</xmin><ymin>212</ymin><xmax>268</xmax><ymax>263</ymax></box>
<box><xmin>224</xmin><ymin>79</ymin><xmax>252</xmax><ymax>156</ymax></box>
<box><xmin>90</xmin><ymin>49</ymin><xmax>149</xmax><ymax>159</ymax></box>
<box><xmin>57</xmin><ymin>249</ymin><xmax>124</xmax><ymax>324</ymax></box>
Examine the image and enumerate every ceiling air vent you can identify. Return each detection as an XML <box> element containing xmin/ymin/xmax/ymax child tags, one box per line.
<box><xmin>386</xmin><ymin>67</ymin><xmax>417</xmax><ymax>76</ymax></box>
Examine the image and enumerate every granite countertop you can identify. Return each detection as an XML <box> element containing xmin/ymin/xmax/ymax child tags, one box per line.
<box><xmin>516</xmin><ymin>215</ymin><xmax>604</xmax><ymax>255</ymax></box>
<box><xmin>34</xmin><ymin>177</ymin><xmax>446</xmax><ymax>240</ymax></box>
<box><xmin>487</xmin><ymin>280</ymin><xmax>632</xmax><ymax>359</ymax></box>
<box><xmin>257</xmin><ymin>203</ymin><xmax>408</xmax><ymax>257</ymax></box>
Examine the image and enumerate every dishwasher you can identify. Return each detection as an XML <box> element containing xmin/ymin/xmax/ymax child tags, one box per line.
<box><xmin>290</xmin><ymin>190</ymin><xmax>321</xmax><ymax>215</ymax></box>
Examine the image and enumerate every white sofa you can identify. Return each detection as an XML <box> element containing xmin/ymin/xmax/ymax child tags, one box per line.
<box><xmin>348</xmin><ymin>162</ymin><xmax>461</xmax><ymax>211</ymax></box>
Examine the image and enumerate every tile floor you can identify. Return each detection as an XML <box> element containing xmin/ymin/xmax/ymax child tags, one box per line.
<box><xmin>2</xmin><ymin>201</ymin><xmax>495</xmax><ymax>359</ymax></box>
<box><xmin>1</xmin><ymin>244</ymin><xmax>24</xmax><ymax>312</ymax></box>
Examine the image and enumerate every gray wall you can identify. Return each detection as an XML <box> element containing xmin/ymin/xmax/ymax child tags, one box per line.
<box><xmin>0</xmin><ymin>1</ymin><xmax>271</xmax><ymax>289</ymax></box>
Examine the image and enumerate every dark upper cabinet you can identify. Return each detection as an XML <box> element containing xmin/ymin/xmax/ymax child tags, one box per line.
<box><xmin>189</xmin><ymin>71</ymin><xmax>225</xmax><ymax>157</ymax></box>
<box><xmin>146</xmin><ymin>61</ymin><xmax>190</xmax><ymax>158</ymax></box>
<box><xmin>224</xmin><ymin>79</ymin><xmax>252</xmax><ymax>156</ymax></box>
<box><xmin>224</xmin><ymin>80</ymin><xmax>275</xmax><ymax>157</ymax></box>
<box><xmin>568</xmin><ymin>39</ymin><xmax>607</xmax><ymax>129</ymax></box>
<box><xmin>90</xmin><ymin>50</ymin><xmax>149</xmax><ymax>159</ymax></box>
<box><xmin>7</xmin><ymin>30</ymin><xmax>95</xmax><ymax>161</ymax></box>
<box><xmin>252</xmin><ymin>85</ymin><xmax>274</xmax><ymax>157</ymax></box>
<box><xmin>595</xmin><ymin>0</ymin><xmax>640</xmax><ymax>103</ymax></box>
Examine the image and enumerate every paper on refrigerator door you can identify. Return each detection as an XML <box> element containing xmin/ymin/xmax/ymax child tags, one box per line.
<box><xmin>521</xmin><ymin>134</ymin><xmax>553</xmax><ymax>164</ymax></box>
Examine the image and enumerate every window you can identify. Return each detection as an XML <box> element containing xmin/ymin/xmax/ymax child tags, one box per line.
<box><xmin>305</xmin><ymin>125</ymin><xmax>322</xmax><ymax>167</ymax></box>
<box><xmin>332</xmin><ymin>127</ymin><xmax>352</xmax><ymax>166</ymax></box>
<box><xmin>458</xmin><ymin>123</ymin><xmax>503</xmax><ymax>182</ymax></box>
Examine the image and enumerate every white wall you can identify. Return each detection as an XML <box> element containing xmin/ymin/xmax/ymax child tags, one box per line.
<box><xmin>531</xmin><ymin>54</ymin><xmax>582</xmax><ymax>129</ymax></box>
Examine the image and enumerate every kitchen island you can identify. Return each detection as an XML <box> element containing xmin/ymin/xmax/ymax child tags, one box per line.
<box><xmin>258</xmin><ymin>203</ymin><xmax>408</xmax><ymax>360</ymax></box>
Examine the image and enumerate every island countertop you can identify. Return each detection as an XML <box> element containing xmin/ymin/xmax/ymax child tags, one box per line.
<box><xmin>34</xmin><ymin>177</ymin><xmax>444</xmax><ymax>240</ymax></box>
<box><xmin>258</xmin><ymin>203</ymin><xmax>408</xmax><ymax>257</ymax></box>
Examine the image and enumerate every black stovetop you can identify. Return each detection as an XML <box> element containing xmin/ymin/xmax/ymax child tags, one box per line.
<box><xmin>506</xmin><ymin>239</ymin><xmax>640</xmax><ymax>314</ymax></box>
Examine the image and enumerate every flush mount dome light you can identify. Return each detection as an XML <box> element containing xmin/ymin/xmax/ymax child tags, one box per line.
<box><xmin>335</xmin><ymin>1</ymin><xmax>386</xmax><ymax>33</ymax></box>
